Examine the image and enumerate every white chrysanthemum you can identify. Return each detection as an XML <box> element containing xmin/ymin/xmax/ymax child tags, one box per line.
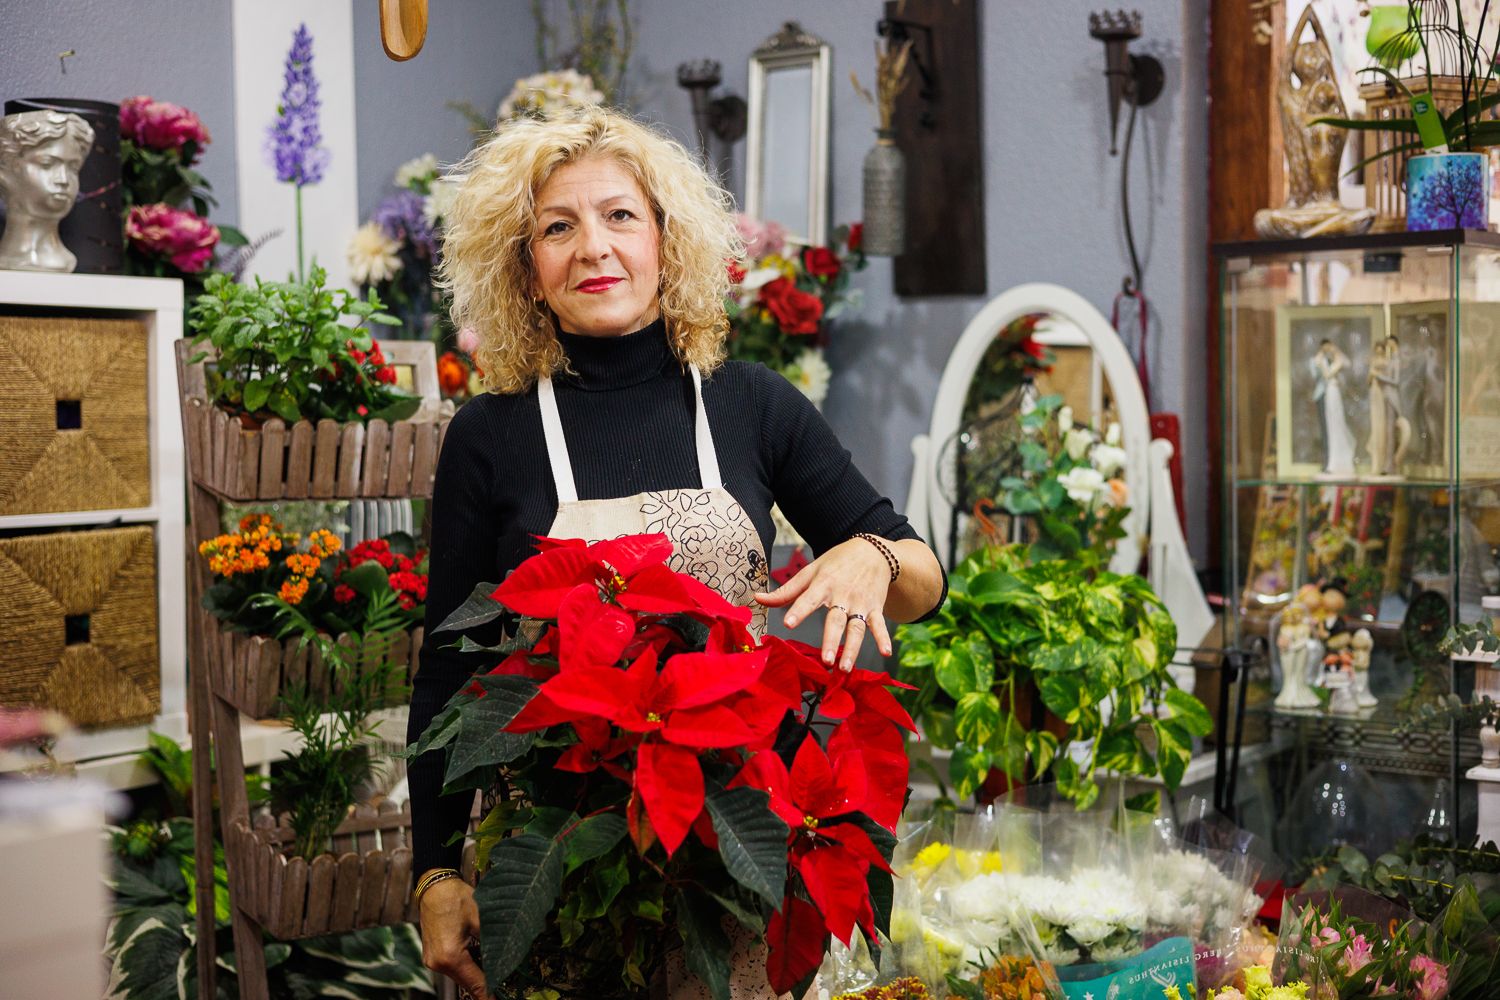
<box><xmin>346</xmin><ymin>221</ymin><xmax>402</xmax><ymax>286</ymax></box>
<box><xmin>394</xmin><ymin>152</ymin><xmax>438</xmax><ymax>190</ymax></box>
<box><xmin>424</xmin><ymin>176</ymin><xmax>459</xmax><ymax>227</ymax></box>
<box><xmin>786</xmin><ymin>348</ymin><xmax>831</xmax><ymax>407</ymax></box>
<box><xmin>949</xmin><ymin>874</ymin><xmax>1009</xmax><ymax>923</ymax></box>
<box><xmin>1057</xmin><ymin>465</ymin><xmax>1106</xmax><ymax>507</ymax></box>
<box><xmin>498</xmin><ymin>68</ymin><xmax>605</xmax><ymax>119</ymax></box>
<box><xmin>1065</xmin><ymin>916</ymin><xmax>1116</xmax><ymax>946</ymax></box>
<box><xmin>1063</xmin><ymin>426</ymin><xmax>1096</xmax><ymax>461</ymax></box>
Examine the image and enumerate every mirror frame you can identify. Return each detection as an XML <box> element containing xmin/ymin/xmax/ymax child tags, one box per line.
<box><xmin>744</xmin><ymin>21</ymin><xmax>831</xmax><ymax>247</ymax></box>
<box><xmin>911</xmin><ymin>282</ymin><xmax>1151</xmax><ymax>577</ymax></box>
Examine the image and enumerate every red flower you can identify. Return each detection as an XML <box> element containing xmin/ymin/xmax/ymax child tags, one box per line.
<box><xmin>846</xmin><ymin>223</ymin><xmax>863</xmax><ymax>253</ymax></box>
<box><xmin>759</xmin><ymin>277</ymin><xmax>824</xmax><ymax>335</ymax></box>
<box><xmin>120</xmin><ymin>96</ymin><xmax>211</xmax><ymax>162</ymax></box>
<box><xmin>437</xmin><ymin>351</ymin><xmax>469</xmax><ymax>395</ymax></box>
<box><xmin>727</xmin><ymin>261</ymin><xmax>747</xmax><ymax>284</ymax></box>
<box><xmin>356</xmin><ymin>404</ymin><xmax>368</xmax><ymax>416</ymax></box>
<box><xmin>124</xmin><ymin>203</ymin><xmax>220</xmax><ymax>272</ymax></box>
<box><xmin>376</xmin><ymin>364</ymin><xmax>398</xmax><ymax>384</ymax></box>
<box><xmin>802</xmin><ymin>246</ymin><xmax>841</xmax><ymax>279</ymax></box>
<box><xmin>333</xmin><ymin>584</ymin><xmax>355</xmax><ymax>604</ymax></box>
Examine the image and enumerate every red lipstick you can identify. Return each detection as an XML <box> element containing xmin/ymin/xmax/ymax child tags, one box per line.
<box><xmin>576</xmin><ymin>277</ymin><xmax>622</xmax><ymax>293</ymax></box>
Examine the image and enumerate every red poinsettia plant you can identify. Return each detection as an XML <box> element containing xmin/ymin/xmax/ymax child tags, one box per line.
<box><xmin>411</xmin><ymin>533</ymin><xmax>912</xmax><ymax>999</ymax></box>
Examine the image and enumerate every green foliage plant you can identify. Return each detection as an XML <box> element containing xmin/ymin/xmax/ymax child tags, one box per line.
<box><xmin>1315</xmin><ymin>2</ymin><xmax>1500</xmax><ymax>171</ymax></box>
<box><xmin>188</xmin><ymin>266</ymin><xmax>416</xmax><ymax>426</ymax></box>
<box><xmin>895</xmin><ymin>544</ymin><xmax>1212</xmax><ymax>806</ymax></box>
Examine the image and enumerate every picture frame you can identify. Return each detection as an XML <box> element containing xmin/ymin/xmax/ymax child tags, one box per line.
<box><xmin>1275</xmin><ymin>303</ymin><xmax>1385</xmax><ymax>479</ymax></box>
<box><xmin>1457</xmin><ymin>300</ymin><xmax>1500</xmax><ymax>479</ymax></box>
<box><xmin>1385</xmin><ymin>300</ymin><xmax>1452</xmax><ymax>481</ymax></box>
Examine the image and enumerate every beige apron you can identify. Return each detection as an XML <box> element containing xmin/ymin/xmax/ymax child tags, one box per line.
<box><xmin>538</xmin><ymin>367</ymin><xmax>799</xmax><ymax>999</ymax></box>
<box><xmin>537</xmin><ymin>365</ymin><xmax>770</xmax><ymax>637</ymax></box>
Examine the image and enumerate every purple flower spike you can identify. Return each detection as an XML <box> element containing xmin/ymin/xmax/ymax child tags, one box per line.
<box><xmin>266</xmin><ymin>23</ymin><xmax>329</xmax><ymax>186</ymax></box>
<box><xmin>373</xmin><ymin>190</ymin><xmax>437</xmax><ymax>257</ymax></box>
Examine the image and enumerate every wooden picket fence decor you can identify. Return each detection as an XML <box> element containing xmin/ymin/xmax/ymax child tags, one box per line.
<box><xmin>174</xmin><ymin>341</ymin><xmax>450</xmax><ymax>503</ymax></box>
<box><xmin>228</xmin><ymin>800</ymin><xmax>418</xmax><ymax>940</ymax></box>
<box><xmin>198</xmin><ymin>606</ymin><xmax>423</xmax><ymax>720</ymax></box>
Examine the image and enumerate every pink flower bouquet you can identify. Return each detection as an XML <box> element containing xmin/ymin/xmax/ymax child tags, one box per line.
<box><xmin>126</xmin><ymin>203</ymin><xmax>220</xmax><ymax>273</ymax></box>
<box><xmin>120</xmin><ymin>96</ymin><xmax>211</xmax><ymax>163</ymax></box>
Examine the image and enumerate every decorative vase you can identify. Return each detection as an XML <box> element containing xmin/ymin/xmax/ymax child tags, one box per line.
<box><xmin>1481</xmin><ymin>722</ymin><xmax>1500</xmax><ymax>769</ymax></box>
<box><xmin>861</xmin><ymin>128</ymin><xmax>905</xmax><ymax>256</ymax></box>
<box><xmin>1406</xmin><ymin>151</ymin><xmax>1491</xmax><ymax>231</ymax></box>
<box><xmin>3</xmin><ymin>98</ymin><xmax>123</xmax><ymax>274</ymax></box>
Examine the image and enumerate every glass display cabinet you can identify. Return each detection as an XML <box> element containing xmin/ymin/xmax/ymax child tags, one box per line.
<box><xmin>1216</xmin><ymin>229</ymin><xmax>1500</xmax><ymax>857</ymax></box>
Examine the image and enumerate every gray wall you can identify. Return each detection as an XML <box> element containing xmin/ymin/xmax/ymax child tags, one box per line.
<box><xmin>629</xmin><ymin>1</ymin><xmax>1211</xmax><ymax>560</ymax></box>
<box><xmin>0</xmin><ymin>0</ymin><xmax>1211</xmax><ymax>561</ymax></box>
<box><xmin>0</xmin><ymin>0</ymin><xmax>241</xmax><ymax>222</ymax></box>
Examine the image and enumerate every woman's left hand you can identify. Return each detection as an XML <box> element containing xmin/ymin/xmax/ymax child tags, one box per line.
<box><xmin>753</xmin><ymin>539</ymin><xmax>893</xmax><ymax>671</ymax></box>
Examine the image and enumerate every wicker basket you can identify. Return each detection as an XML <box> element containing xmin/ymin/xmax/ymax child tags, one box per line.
<box><xmin>175</xmin><ymin>341</ymin><xmax>450</xmax><ymax>503</ymax></box>
<box><xmin>197</xmin><ymin>604</ymin><xmax>422</xmax><ymax>720</ymax></box>
<box><xmin>1360</xmin><ymin>75</ymin><xmax>1500</xmax><ymax>230</ymax></box>
<box><xmin>0</xmin><ymin>316</ymin><xmax>150</xmax><ymax>516</ymax></box>
<box><xmin>0</xmin><ymin>525</ymin><xmax>159</xmax><ymax>728</ymax></box>
<box><xmin>229</xmin><ymin>801</ymin><xmax>418</xmax><ymax>939</ymax></box>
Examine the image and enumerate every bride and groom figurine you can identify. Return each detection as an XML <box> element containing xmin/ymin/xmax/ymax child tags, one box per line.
<box><xmin>1274</xmin><ymin>580</ymin><xmax>1378</xmax><ymax>714</ymax></box>
<box><xmin>1312</xmin><ymin>335</ymin><xmax>1415</xmax><ymax>479</ymax></box>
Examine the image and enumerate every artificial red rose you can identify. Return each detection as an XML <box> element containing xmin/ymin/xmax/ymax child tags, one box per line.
<box><xmin>759</xmin><ymin>277</ymin><xmax>824</xmax><ymax>335</ymax></box>
<box><xmin>846</xmin><ymin>223</ymin><xmax>863</xmax><ymax>253</ymax></box>
<box><xmin>125</xmin><ymin>203</ymin><xmax>220</xmax><ymax>272</ymax></box>
<box><xmin>802</xmin><ymin>246</ymin><xmax>840</xmax><ymax>279</ymax></box>
<box><xmin>1021</xmin><ymin>336</ymin><xmax>1046</xmax><ymax>360</ymax></box>
<box><xmin>120</xmin><ymin>96</ymin><xmax>211</xmax><ymax>162</ymax></box>
<box><xmin>727</xmin><ymin>261</ymin><xmax>747</xmax><ymax>284</ymax></box>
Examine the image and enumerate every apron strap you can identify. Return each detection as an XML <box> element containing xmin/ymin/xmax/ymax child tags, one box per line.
<box><xmin>536</xmin><ymin>365</ymin><xmax>723</xmax><ymax>502</ymax></box>
<box><xmin>690</xmin><ymin>365</ymin><xmax>723</xmax><ymax>490</ymax></box>
<box><xmin>536</xmin><ymin>377</ymin><xmax>579</xmax><ymax>504</ymax></box>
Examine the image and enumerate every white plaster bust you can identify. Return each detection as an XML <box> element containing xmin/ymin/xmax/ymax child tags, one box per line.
<box><xmin>0</xmin><ymin>110</ymin><xmax>94</xmax><ymax>272</ymax></box>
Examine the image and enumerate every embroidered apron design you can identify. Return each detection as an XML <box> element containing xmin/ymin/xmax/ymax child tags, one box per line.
<box><xmin>537</xmin><ymin>365</ymin><xmax>770</xmax><ymax>636</ymax></box>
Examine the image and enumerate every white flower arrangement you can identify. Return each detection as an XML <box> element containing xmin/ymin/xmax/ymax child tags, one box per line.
<box><xmin>394</xmin><ymin>152</ymin><xmax>439</xmax><ymax>191</ymax></box>
<box><xmin>498</xmin><ymin>68</ymin><xmax>605</xmax><ymax>119</ymax></box>
<box><xmin>423</xmin><ymin>176</ymin><xmax>458</xmax><ymax>228</ymax></box>
<box><xmin>785</xmin><ymin>347</ymin><xmax>831</xmax><ymax>407</ymax></box>
<box><xmin>345</xmin><ymin>221</ymin><xmax>402</xmax><ymax>285</ymax></box>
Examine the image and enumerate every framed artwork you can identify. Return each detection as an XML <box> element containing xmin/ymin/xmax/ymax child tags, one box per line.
<box><xmin>1386</xmin><ymin>301</ymin><xmax>1451</xmax><ymax>481</ymax></box>
<box><xmin>376</xmin><ymin>339</ymin><xmax>442</xmax><ymax>420</ymax></box>
<box><xmin>1275</xmin><ymin>304</ymin><xmax>1384</xmax><ymax>479</ymax></box>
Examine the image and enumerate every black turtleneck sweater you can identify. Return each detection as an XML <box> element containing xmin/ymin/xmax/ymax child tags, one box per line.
<box><xmin>407</xmin><ymin>319</ymin><xmax>939</xmax><ymax>875</ymax></box>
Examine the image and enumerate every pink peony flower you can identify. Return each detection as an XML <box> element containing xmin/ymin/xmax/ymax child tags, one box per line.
<box><xmin>125</xmin><ymin>203</ymin><xmax>220</xmax><ymax>273</ymax></box>
<box><xmin>1410</xmin><ymin>954</ymin><xmax>1449</xmax><ymax>1000</ymax></box>
<box><xmin>1338</xmin><ymin>933</ymin><xmax>1374</xmax><ymax>975</ymax></box>
<box><xmin>120</xmin><ymin>96</ymin><xmax>211</xmax><ymax>162</ymax></box>
<box><xmin>735</xmin><ymin>213</ymin><xmax>785</xmax><ymax>260</ymax></box>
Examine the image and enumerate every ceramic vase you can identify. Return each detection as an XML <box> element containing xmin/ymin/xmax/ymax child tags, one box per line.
<box><xmin>1406</xmin><ymin>151</ymin><xmax>1491</xmax><ymax>231</ymax></box>
<box><xmin>1482</xmin><ymin>722</ymin><xmax>1500</xmax><ymax>769</ymax></box>
<box><xmin>861</xmin><ymin>128</ymin><xmax>905</xmax><ymax>256</ymax></box>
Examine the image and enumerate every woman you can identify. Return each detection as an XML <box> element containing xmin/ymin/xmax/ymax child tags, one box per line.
<box><xmin>407</xmin><ymin>105</ymin><xmax>945</xmax><ymax>997</ymax></box>
<box><xmin>1312</xmin><ymin>338</ymin><xmax>1355</xmax><ymax>476</ymax></box>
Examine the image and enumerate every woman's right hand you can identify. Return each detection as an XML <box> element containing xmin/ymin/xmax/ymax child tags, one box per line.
<box><xmin>418</xmin><ymin>876</ymin><xmax>486</xmax><ymax>997</ymax></box>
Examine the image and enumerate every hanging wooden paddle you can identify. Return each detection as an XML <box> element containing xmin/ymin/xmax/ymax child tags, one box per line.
<box><xmin>379</xmin><ymin>0</ymin><xmax>428</xmax><ymax>61</ymax></box>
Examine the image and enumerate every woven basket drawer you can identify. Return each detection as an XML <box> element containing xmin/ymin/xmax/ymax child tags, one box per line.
<box><xmin>0</xmin><ymin>525</ymin><xmax>160</xmax><ymax>729</ymax></box>
<box><xmin>0</xmin><ymin>316</ymin><xmax>150</xmax><ymax>516</ymax></box>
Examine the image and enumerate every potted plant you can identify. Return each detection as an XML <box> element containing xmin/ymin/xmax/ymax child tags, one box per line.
<box><xmin>1315</xmin><ymin>2</ymin><xmax>1500</xmax><ymax>230</ymax></box>
<box><xmin>195</xmin><ymin>514</ymin><xmax>428</xmax><ymax>718</ymax></box>
<box><xmin>409</xmin><ymin>532</ymin><xmax>913</xmax><ymax>998</ymax></box>
<box><xmin>895</xmin><ymin>543</ymin><xmax>1212</xmax><ymax>807</ymax></box>
<box><xmin>181</xmin><ymin>265</ymin><xmax>442</xmax><ymax>501</ymax></box>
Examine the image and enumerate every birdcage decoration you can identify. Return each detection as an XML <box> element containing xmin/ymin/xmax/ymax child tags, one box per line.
<box><xmin>1358</xmin><ymin>0</ymin><xmax>1497</xmax><ymax>228</ymax></box>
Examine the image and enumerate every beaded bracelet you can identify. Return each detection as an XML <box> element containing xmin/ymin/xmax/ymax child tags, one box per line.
<box><xmin>854</xmin><ymin>532</ymin><xmax>901</xmax><ymax>584</ymax></box>
<box><xmin>412</xmin><ymin>867</ymin><xmax>461</xmax><ymax>905</ymax></box>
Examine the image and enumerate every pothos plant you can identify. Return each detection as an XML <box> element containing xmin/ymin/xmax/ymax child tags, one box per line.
<box><xmin>895</xmin><ymin>543</ymin><xmax>1212</xmax><ymax>806</ymax></box>
<box><xmin>409</xmin><ymin>533</ymin><xmax>913</xmax><ymax>999</ymax></box>
<box><xmin>188</xmin><ymin>266</ymin><xmax>419</xmax><ymax>426</ymax></box>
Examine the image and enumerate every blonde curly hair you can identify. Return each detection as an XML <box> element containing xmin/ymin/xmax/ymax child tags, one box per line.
<box><xmin>439</xmin><ymin>105</ymin><xmax>742</xmax><ymax>394</ymax></box>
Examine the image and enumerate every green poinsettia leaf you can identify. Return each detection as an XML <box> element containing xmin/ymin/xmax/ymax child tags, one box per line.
<box><xmin>474</xmin><ymin>832</ymin><xmax>566</xmax><ymax>988</ymax></box>
<box><xmin>676</xmin><ymin>889</ymin><xmax>732</xmax><ymax>1000</ymax></box>
<box><xmin>563</xmin><ymin>813</ymin><xmax>628</xmax><ymax>872</ymax></box>
<box><xmin>434</xmin><ymin>580</ymin><xmax>506</xmax><ymax>634</ymax></box>
<box><xmin>443</xmin><ymin>677</ymin><xmax>539</xmax><ymax>787</ymax></box>
<box><xmin>705</xmin><ymin>786</ymin><xmax>788</xmax><ymax>911</ymax></box>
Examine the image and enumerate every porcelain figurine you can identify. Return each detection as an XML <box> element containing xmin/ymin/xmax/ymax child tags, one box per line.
<box><xmin>0</xmin><ymin>109</ymin><xmax>93</xmax><ymax>272</ymax></box>
<box><xmin>1313</xmin><ymin>341</ymin><xmax>1357</xmax><ymax>477</ymax></box>
<box><xmin>1276</xmin><ymin>598</ymin><xmax>1323</xmax><ymax>710</ymax></box>
<box><xmin>1350</xmin><ymin>627</ymin><xmax>1378</xmax><ymax>709</ymax></box>
<box><xmin>1367</xmin><ymin>336</ymin><xmax>1411</xmax><ymax>477</ymax></box>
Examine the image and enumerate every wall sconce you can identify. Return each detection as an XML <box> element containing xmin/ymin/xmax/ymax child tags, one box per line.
<box><xmin>675</xmin><ymin>60</ymin><xmax>746</xmax><ymax>167</ymax></box>
<box><xmin>1088</xmin><ymin>9</ymin><xmax>1163</xmax><ymax>155</ymax></box>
